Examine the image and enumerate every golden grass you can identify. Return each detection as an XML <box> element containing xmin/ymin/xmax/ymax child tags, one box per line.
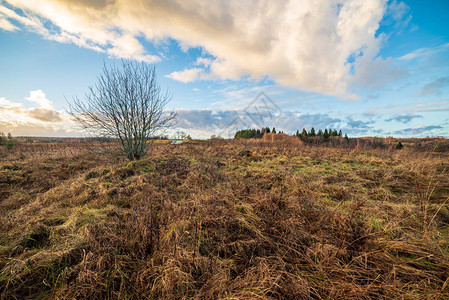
<box><xmin>1</xmin><ymin>139</ymin><xmax>448</xmax><ymax>299</ymax></box>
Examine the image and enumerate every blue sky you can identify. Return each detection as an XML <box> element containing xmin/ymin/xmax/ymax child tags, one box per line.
<box><xmin>0</xmin><ymin>0</ymin><xmax>448</xmax><ymax>138</ymax></box>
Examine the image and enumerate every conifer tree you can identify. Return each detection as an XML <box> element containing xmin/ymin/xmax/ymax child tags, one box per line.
<box><xmin>301</xmin><ymin>128</ymin><xmax>307</xmax><ymax>137</ymax></box>
<box><xmin>323</xmin><ymin>129</ymin><xmax>329</xmax><ymax>139</ymax></box>
<box><xmin>310</xmin><ymin>127</ymin><xmax>316</xmax><ymax>136</ymax></box>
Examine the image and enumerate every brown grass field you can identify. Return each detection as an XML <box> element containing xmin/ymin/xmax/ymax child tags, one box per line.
<box><xmin>1</xmin><ymin>138</ymin><xmax>449</xmax><ymax>299</ymax></box>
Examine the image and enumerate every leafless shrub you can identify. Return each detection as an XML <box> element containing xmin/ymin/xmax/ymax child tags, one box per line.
<box><xmin>69</xmin><ymin>61</ymin><xmax>176</xmax><ymax>160</ymax></box>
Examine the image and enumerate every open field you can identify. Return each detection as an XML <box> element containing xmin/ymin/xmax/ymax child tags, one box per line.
<box><xmin>1</xmin><ymin>139</ymin><xmax>449</xmax><ymax>299</ymax></box>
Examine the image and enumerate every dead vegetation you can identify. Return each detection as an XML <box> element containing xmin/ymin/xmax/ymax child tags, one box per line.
<box><xmin>1</xmin><ymin>138</ymin><xmax>449</xmax><ymax>299</ymax></box>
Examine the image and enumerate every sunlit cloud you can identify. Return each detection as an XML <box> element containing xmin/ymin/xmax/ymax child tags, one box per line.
<box><xmin>0</xmin><ymin>13</ymin><xmax>17</xmax><ymax>31</ymax></box>
<box><xmin>0</xmin><ymin>90</ymin><xmax>78</xmax><ymax>136</ymax></box>
<box><xmin>25</xmin><ymin>90</ymin><xmax>54</xmax><ymax>109</ymax></box>
<box><xmin>1</xmin><ymin>0</ymin><xmax>401</xmax><ymax>99</ymax></box>
<box><xmin>166</xmin><ymin>68</ymin><xmax>207</xmax><ymax>83</ymax></box>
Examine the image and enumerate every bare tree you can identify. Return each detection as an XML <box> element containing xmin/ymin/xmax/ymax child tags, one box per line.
<box><xmin>69</xmin><ymin>61</ymin><xmax>176</xmax><ymax>160</ymax></box>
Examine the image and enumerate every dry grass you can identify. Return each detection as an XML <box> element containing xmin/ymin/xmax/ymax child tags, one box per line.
<box><xmin>1</xmin><ymin>138</ymin><xmax>449</xmax><ymax>299</ymax></box>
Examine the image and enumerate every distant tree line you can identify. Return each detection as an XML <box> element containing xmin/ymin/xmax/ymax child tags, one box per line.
<box><xmin>232</xmin><ymin>126</ymin><xmax>416</xmax><ymax>152</ymax></box>
<box><xmin>234</xmin><ymin>127</ymin><xmax>345</xmax><ymax>140</ymax></box>
<box><xmin>294</xmin><ymin>127</ymin><xmax>346</xmax><ymax>139</ymax></box>
<box><xmin>234</xmin><ymin>127</ymin><xmax>283</xmax><ymax>139</ymax></box>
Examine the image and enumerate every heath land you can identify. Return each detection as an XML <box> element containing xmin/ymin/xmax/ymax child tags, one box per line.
<box><xmin>1</xmin><ymin>137</ymin><xmax>449</xmax><ymax>299</ymax></box>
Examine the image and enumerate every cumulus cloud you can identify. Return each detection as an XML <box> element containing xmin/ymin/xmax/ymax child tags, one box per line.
<box><xmin>385</xmin><ymin>114</ymin><xmax>422</xmax><ymax>124</ymax></box>
<box><xmin>2</xmin><ymin>0</ymin><xmax>396</xmax><ymax>98</ymax></box>
<box><xmin>418</xmin><ymin>77</ymin><xmax>449</xmax><ymax>96</ymax></box>
<box><xmin>0</xmin><ymin>90</ymin><xmax>77</xmax><ymax>136</ymax></box>
<box><xmin>25</xmin><ymin>90</ymin><xmax>54</xmax><ymax>109</ymax></box>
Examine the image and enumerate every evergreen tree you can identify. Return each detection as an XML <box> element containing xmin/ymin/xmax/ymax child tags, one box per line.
<box><xmin>332</xmin><ymin>129</ymin><xmax>338</xmax><ymax>136</ymax></box>
<box><xmin>266</xmin><ymin>127</ymin><xmax>271</xmax><ymax>133</ymax></box>
<box><xmin>396</xmin><ymin>141</ymin><xmax>403</xmax><ymax>150</ymax></box>
<box><xmin>310</xmin><ymin>127</ymin><xmax>316</xmax><ymax>136</ymax></box>
<box><xmin>301</xmin><ymin>128</ymin><xmax>307</xmax><ymax>137</ymax></box>
<box><xmin>338</xmin><ymin>130</ymin><xmax>342</xmax><ymax>136</ymax></box>
<box><xmin>272</xmin><ymin>127</ymin><xmax>276</xmax><ymax>134</ymax></box>
<box><xmin>317</xmin><ymin>129</ymin><xmax>323</xmax><ymax>136</ymax></box>
<box><xmin>323</xmin><ymin>129</ymin><xmax>329</xmax><ymax>139</ymax></box>
<box><xmin>344</xmin><ymin>134</ymin><xmax>349</xmax><ymax>143</ymax></box>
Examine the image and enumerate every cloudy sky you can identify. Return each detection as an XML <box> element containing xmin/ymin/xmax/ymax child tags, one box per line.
<box><xmin>0</xmin><ymin>0</ymin><xmax>448</xmax><ymax>138</ymax></box>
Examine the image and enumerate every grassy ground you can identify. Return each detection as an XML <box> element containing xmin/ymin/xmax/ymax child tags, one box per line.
<box><xmin>1</xmin><ymin>139</ymin><xmax>449</xmax><ymax>299</ymax></box>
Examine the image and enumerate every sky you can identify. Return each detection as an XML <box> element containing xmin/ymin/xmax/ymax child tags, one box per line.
<box><xmin>0</xmin><ymin>0</ymin><xmax>448</xmax><ymax>139</ymax></box>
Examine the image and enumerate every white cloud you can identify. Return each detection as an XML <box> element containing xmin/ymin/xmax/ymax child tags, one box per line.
<box><xmin>2</xmin><ymin>0</ymin><xmax>391</xmax><ymax>99</ymax></box>
<box><xmin>25</xmin><ymin>90</ymin><xmax>54</xmax><ymax>109</ymax></box>
<box><xmin>195</xmin><ymin>57</ymin><xmax>213</xmax><ymax>67</ymax></box>
<box><xmin>0</xmin><ymin>14</ymin><xmax>17</xmax><ymax>31</ymax></box>
<box><xmin>0</xmin><ymin>96</ymin><xmax>21</xmax><ymax>108</ymax></box>
<box><xmin>0</xmin><ymin>90</ymin><xmax>78</xmax><ymax>136</ymax></box>
<box><xmin>0</xmin><ymin>5</ymin><xmax>42</xmax><ymax>28</ymax></box>
<box><xmin>166</xmin><ymin>68</ymin><xmax>207</xmax><ymax>83</ymax></box>
<box><xmin>107</xmin><ymin>34</ymin><xmax>160</xmax><ymax>63</ymax></box>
